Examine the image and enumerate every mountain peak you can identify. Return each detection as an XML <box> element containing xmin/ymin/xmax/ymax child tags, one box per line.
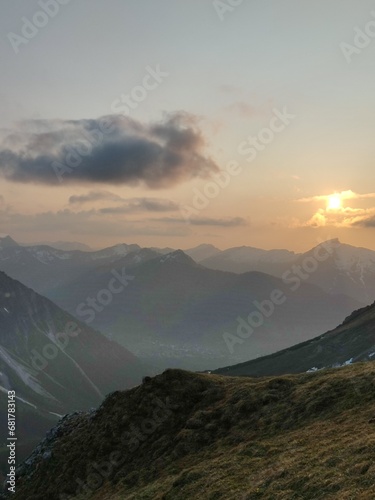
<box><xmin>188</xmin><ymin>243</ymin><xmax>220</xmax><ymax>251</ymax></box>
<box><xmin>159</xmin><ymin>249</ymin><xmax>197</xmax><ymax>266</ymax></box>
<box><xmin>185</xmin><ymin>243</ymin><xmax>221</xmax><ymax>262</ymax></box>
<box><xmin>324</xmin><ymin>237</ymin><xmax>341</xmax><ymax>246</ymax></box>
<box><xmin>0</xmin><ymin>235</ymin><xmax>19</xmax><ymax>248</ymax></box>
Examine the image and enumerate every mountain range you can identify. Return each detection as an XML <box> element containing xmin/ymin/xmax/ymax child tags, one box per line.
<box><xmin>46</xmin><ymin>249</ymin><xmax>360</xmax><ymax>370</ymax></box>
<box><xmin>0</xmin><ymin>236</ymin><xmax>366</xmax><ymax>371</ymax></box>
<box><xmin>2</xmin><ymin>236</ymin><xmax>374</xmax><ymax>306</ymax></box>
<box><xmin>0</xmin><ymin>236</ymin><xmax>143</xmax><ymax>297</ymax></box>
<box><xmin>198</xmin><ymin>239</ymin><xmax>375</xmax><ymax>305</ymax></box>
<box><xmin>27</xmin><ymin>241</ymin><xmax>94</xmax><ymax>252</ymax></box>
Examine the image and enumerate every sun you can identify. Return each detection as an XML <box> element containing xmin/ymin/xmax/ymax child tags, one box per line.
<box><xmin>327</xmin><ymin>194</ymin><xmax>342</xmax><ymax>210</ymax></box>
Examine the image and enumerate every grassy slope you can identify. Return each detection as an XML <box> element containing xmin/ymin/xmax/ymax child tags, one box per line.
<box><xmin>213</xmin><ymin>302</ymin><xmax>375</xmax><ymax>378</ymax></box>
<box><xmin>11</xmin><ymin>363</ymin><xmax>375</xmax><ymax>500</ymax></box>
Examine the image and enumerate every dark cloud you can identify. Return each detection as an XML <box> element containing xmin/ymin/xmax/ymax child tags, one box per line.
<box><xmin>99</xmin><ymin>199</ymin><xmax>180</xmax><ymax>214</ymax></box>
<box><xmin>69</xmin><ymin>191</ymin><xmax>124</xmax><ymax>204</ymax></box>
<box><xmin>352</xmin><ymin>216</ymin><xmax>375</xmax><ymax>228</ymax></box>
<box><xmin>0</xmin><ymin>113</ymin><xmax>218</xmax><ymax>187</ymax></box>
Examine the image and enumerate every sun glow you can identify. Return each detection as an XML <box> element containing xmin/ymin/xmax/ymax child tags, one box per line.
<box><xmin>327</xmin><ymin>194</ymin><xmax>342</xmax><ymax>211</ymax></box>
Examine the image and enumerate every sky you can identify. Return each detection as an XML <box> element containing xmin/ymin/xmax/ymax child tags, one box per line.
<box><xmin>1</xmin><ymin>0</ymin><xmax>375</xmax><ymax>251</ymax></box>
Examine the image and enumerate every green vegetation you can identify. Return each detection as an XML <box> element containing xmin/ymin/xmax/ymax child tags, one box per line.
<box><xmin>214</xmin><ymin>301</ymin><xmax>375</xmax><ymax>378</ymax></box>
<box><xmin>12</xmin><ymin>362</ymin><xmax>375</xmax><ymax>499</ymax></box>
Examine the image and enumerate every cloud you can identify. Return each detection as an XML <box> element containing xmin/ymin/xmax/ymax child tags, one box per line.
<box><xmin>302</xmin><ymin>206</ymin><xmax>375</xmax><ymax>229</ymax></box>
<box><xmin>190</xmin><ymin>216</ymin><xmax>247</xmax><ymax>227</ymax></box>
<box><xmin>305</xmin><ymin>210</ymin><xmax>327</xmax><ymax>228</ymax></box>
<box><xmin>157</xmin><ymin>216</ymin><xmax>247</xmax><ymax>227</ymax></box>
<box><xmin>224</xmin><ymin>102</ymin><xmax>257</xmax><ymax>118</ymax></box>
<box><xmin>0</xmin><ymin>207</ymin><xmax>190</xmax><ymax>238</ymax></box>
<box><xmin>69</xmin><ymin>191</ymin><xmax>124</xmax><ymax>204</ymax></box>
<box><xmin>68</xmin><ymin>191</ymin><xmax>179</xmax><ymax>213</ymax></box>
<box><xmin>99</xmin><ymin>198</ymin><xmax>180</xmax><ymax>214</ymax></box>
<box><xmin>0</xmin><ymin>113</ymin><xmax>219</xmax><ymax>188</ymax></box>
<box><xmin>294</xmin><ymin>190</ymin><xmax>375</xmax><ymax>229</ymax></box>
<box><xmin>297</xmin><ymin>190</ymin><xmax>375</xmax><ymax>203</ymax></box>
<box><xmin>352</xmin><ymin>215</ymin><xmax>375</xmax><ymax>228</ymax></box>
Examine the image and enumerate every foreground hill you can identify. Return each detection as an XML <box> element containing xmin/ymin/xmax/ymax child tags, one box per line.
<box><xmin>214</xmin><ymin>301</ymin><xmax>375</xmax><ymax>378</ymax></box>
<box><xmin>8</xmin><ymin>365</ymin><xmax>375</xmax><ymax>499</ymax></box>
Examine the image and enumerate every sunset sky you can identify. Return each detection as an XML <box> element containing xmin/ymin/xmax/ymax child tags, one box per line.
<box><xmin>1</xmin><ymin>0</ymin><xmax>375</xmax><ymax>251</ymax></box>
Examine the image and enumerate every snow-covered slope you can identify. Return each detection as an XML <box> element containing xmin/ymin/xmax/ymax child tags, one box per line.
<box><xmin>295</xmin><ymin>239</ymin><xmax>375</xmax><ymax>305</ymax></box>
<box><xmin>200</xmin><ymin>239</ymin><xmax>375</xmax><ymax>305</ymax></box>
<box><xmin>0</xmin><ymin>238</ymin><xmax>147</xmax><ymax>295</ymax></box>
<box><xmin>0</xmin><ymin>271</ymin><xmax>146</xmax><ymax>412</ymax></box>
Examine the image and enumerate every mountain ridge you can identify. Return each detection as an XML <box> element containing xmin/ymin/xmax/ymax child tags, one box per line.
<box><xmin>213</xmin><ymin>300</ymin><xmax>375</xmax><ymax>378</ymax></box>
<box><xmin>45</xmin><ymin>248</ymin><xmax>362</xmax><ymax>370</ymax></box>
<box><xmin>0</xmin><ymin>270</ymin><xmax>149</xmax><ymax>481</ymax></box>
<box><xmin>7</xmin><ymin>363</ymin><xmax>375</xmax><ymax>499</ymax></box>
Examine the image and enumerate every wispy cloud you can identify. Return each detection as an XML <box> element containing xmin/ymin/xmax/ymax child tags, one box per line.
<box><xmin>352</xmin><ymin>215</ymin><xmax>375</xmax><ymax>228</ymax></box>
<box><xmin>156</xmin><ymin>216</ymin><xmax>247</xmax><ymax>227</ymax></box>
<box><xmin>223</xmin><ymin>101</ymin><xmax>257</xmax><ymax>118</ymax></box>
<box><xmin>291</xmin><ymin>190</ymin><xmax>375</xmax><ymax>229</ymax></box>
<box><xmin>297</xmin><ymin>190</ymin><xmax>375</xmax><ymax>203</ymax></box>
<box><xmin>69</xmin><ymin>191</ymin><xmax>179</xmax><ymax>213</ymax></box>
<box><xmin>0</xmin><ymin>207</ymin><xmax>190</xmax><ymax>238</ymax></box>
<box><xmin>69</xmin><ymin>191</ymin><xmax>124</xmax><ymax>204</ymax></box>
<box><xmin>99</xmin><ymin>199</ymin><xmax>180</xmax><ymax>214</ymax></box>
